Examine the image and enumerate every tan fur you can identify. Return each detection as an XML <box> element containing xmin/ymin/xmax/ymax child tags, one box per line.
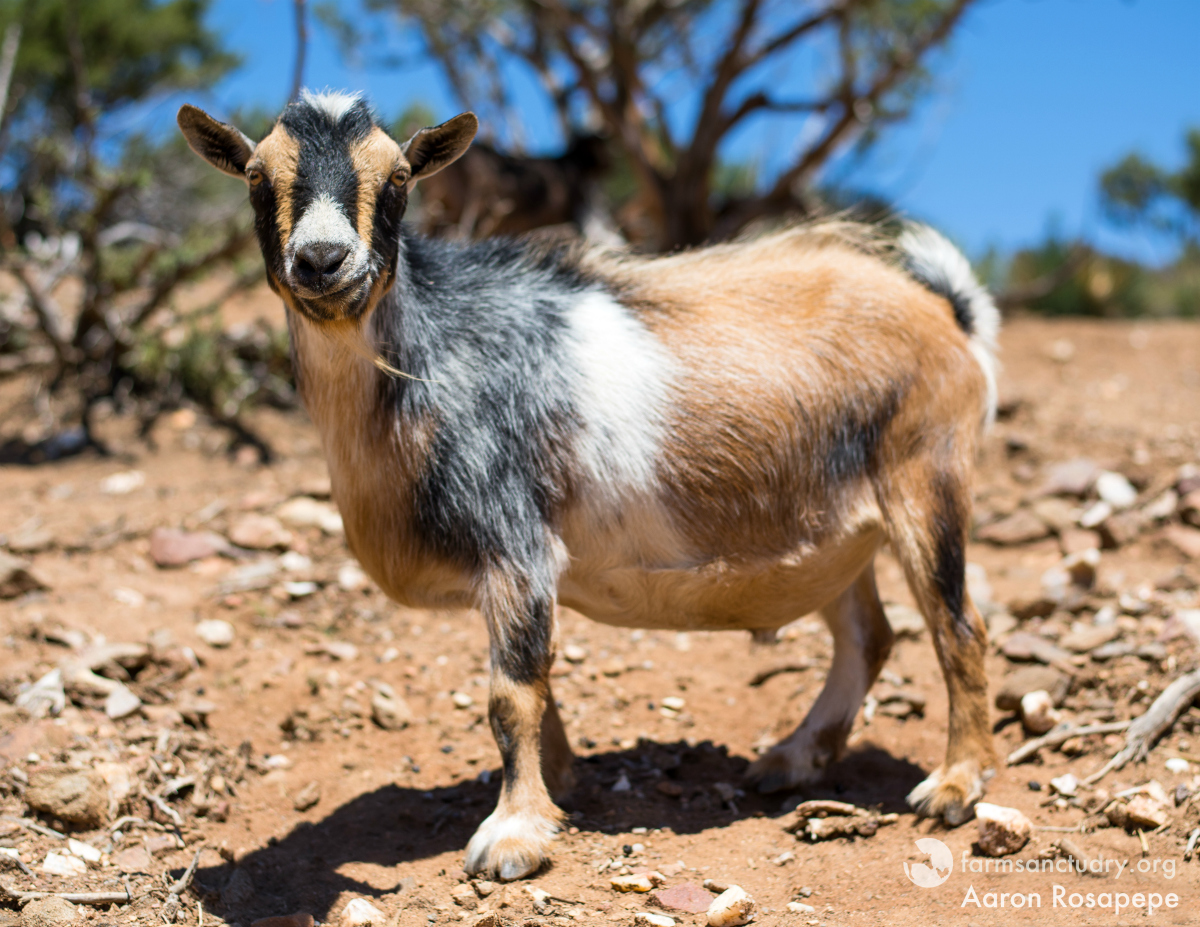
<box><xmin>349</xmin><ymin>128</ymin><xmax>406</xmax><ymax>245</ymax></box>
<box><xmin>248</xmin><ymin>126</ymin><xmax>300</xmax><ymax>246</ymax></box>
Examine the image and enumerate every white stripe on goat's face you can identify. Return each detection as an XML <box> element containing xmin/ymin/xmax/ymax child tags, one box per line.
<box><xmin>285</xmin><ymin>193</ymin><xmax>372</xmax><ymax>301</ymax></box>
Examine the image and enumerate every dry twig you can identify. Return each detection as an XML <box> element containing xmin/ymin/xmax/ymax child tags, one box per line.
<box><xmin>1006</xmin><ymin>720</ymin><xmax>1132</xmax><ymax>765</ymax></box>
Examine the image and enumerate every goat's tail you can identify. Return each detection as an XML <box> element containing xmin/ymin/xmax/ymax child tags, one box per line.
<box><xmin>898</xmin><ymin>223</ymin><xmax>1000</xmax><ymax>427</ymax></box>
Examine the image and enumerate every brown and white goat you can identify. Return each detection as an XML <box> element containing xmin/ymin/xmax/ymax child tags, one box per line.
<box><xmin>178</xmin><ymin>90</ymin><xmax>1000</xmax><ymax>881</ymax></box>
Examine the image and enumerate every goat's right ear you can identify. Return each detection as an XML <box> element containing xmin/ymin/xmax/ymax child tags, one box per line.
<box><xmin>177</xmin><ymin>104</ymin><xmax>255</xmax><ymax>179</ymax></box>
<box><xmin>402</xmin><ymin>112</ymin><xmax>479</xmax><ymax>182</ymax></box>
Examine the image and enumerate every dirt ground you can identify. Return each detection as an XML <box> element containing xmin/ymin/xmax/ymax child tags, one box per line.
<box><xmin>1</xmin><ymin>315</ymin><xmax>1200</xmax><ymax>927</ymax></box>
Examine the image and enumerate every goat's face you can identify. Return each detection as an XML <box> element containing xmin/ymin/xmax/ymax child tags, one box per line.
<box><xmin>178</xmin><ymin>92</ymin><xmax>477</xmax><ymax>323</ymax></box>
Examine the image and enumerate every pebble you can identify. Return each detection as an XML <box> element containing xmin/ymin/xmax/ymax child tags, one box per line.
<box><xmin>196</xmin><ymin>618</ymin><xmax>236</xmax><ymax>648</ymax></box>
<box><xmin>18</xmin><ymin>897</ymin><xmax>80</xmax><ymax>927</ymax></box>
<box><xmin>452</xmin><ymin>691</ymin><xmax>474</xmax><ymax>709</ymax></box>
<box><xmin>650</xmin><ymin>883</ymin><xmax>713</xmax><ymax>914</ymax></box>
<box><xmin>276</xmin><ymin>497</ymin><xmax>344</xmax><ymax>535</ymax></box>
<box><xmin>24</xmin><ymin>766</ymin><xmax>108</xmax><ymax>827</ymax></box>
<box><xmin>293</xmin><ymin>779</ymin><xmax>321</xmax><ymax>811</ymax></box>
<box><xmin>661</xmin><ymin>696</ymin><xmax>686</xmax><ymax>711</ymax></box>
<box><xmin>66</xmin><ymin>839</ymin><xmax>100</xmax><ymax>864</ymax></box>
<box><xmin>0</xmin><ymin>551</ymin><xmax>50</xmax><ymax>599</ymax></box>
<box><xmin>974</xmin><ymin>803</ymin><xmax>1034</xmax><ymax>856</ymax></box>
<box><xmin>884</xmin><ymin>603</ymin><xmax>925</xmax><ymax>638</ymax></box>
<box><xmin>149</xmin><ymin>527</ymin><xmax>228</xmax><ymax>567</ymax></box>
<box><xmin>450</xmin><ymin>884</ymin><xmax>477</xmax><ymax>908</ymax></box>
<box><xmin>1095</xmin><ymin>471</ymin><xmax>1138</xmax><ymax>509</ymax></box>
<box><xmin>977</xmin><ymin>509</ymin><xmax>1050</xmax><ymax>546</ymax></box>
<box><xmin>112</xmin><ymin>845</ymin><xmax>152</xmax><ymax>872</ymax></box>
<box><xmin>1078</xmin><ymin>500</ymin><xmax>1112</xmax><ymax>529</ymax></box>
<box><xmin>1059</xmin><ymin>623</ymin><xmax>1120</xmax><ymax>653</ymax></box>
<box><xmin>104</xmin><ymin>684</ymin><xmax>142</xmax><ymax>720</ymax></box>
<box><xmin>371</xmin><ymin>692</ymin><xmax>413</xmax><ymax>730</ymax></box>
<box><xmin>1165</xmin><ymin>757</ymin><xmax>1190</xmax><ymax>774</ymax></box>
<box><xmin>322</xmin><ymin>641</ymin><xmax>359</xmax><ymax>661</ymax></box>
<box><xmin>228</xmin><ymin>513</ymin><xmax>293</xmax><ymax>550</ymax></box>
<box><xmin>15</xmin><ymin>669</ymin><xmax>66</xmax><ymax>718</ymax></box>
<box><xmin>706</xmin><ymin>886</ymin><xmax>755</xmax><ymax>927</ymax></box>
<box><xmin>562</xmin><ymin>644</ymin><xmax>588</xmax><ymax>663</ymax></box>
<box><xmin>786</xmin><ymin>902</ymin><xmax>816</xmax><ymax>914</ymax></box>
<box><xmin>611</xmin><ymin>874</ymin><xmax>654</xmax><ymax>893</ymax></box>
<box><xmin>1000</xmin><ymin>632</ymin><xmax>1070</xmax><ymax>666</ymax></box>
<box><xmin>339</xmin><ymin>899</ymin><xmax>386</xmax><ymax>927</ymax></box>
<box><xmin>42</xmin><ymin>851</ymin><xmax>87</xmax><ymax>876</ymax></box>
<box><xmin>1049</xmin><ymin>773</ymin><xmax>1079</xmax><ymax>797</ymax></box>
<box><xmin>100</xmin><ymin>470</ymin><xmax>145</xmax><ymax>495</ymax></box>
<box><xmin>635</xmin><ymin>915</ymin><xmax>675</xmax><ymax>927</ymax></box>
<box><xmin>995</xmin><ymin>666</ymin><xmax>1068</xmax><ymax>712</ymax></box>
<box><xmin>337</xmin><ymin>561</ymin><xmax>368</xmax><ymax>591</ymax></box>
<box><xmin>1124</xmin><ymin>794</ymin><xmax>1170</xmax><ymax>829</ymax></box>
<box><xmin>1163</xmin><ymin>525</ymin><xmax>1200</xmax><ymax>559</ymax></box>
<box><xmin>1019</xmin><ymin>690</ymin><xmax>1060</xmax><ymax>735</ymax></box>
<box><xmin>1039</xmin><ymin>458</ymin><xmax>1099</xmax><ymax>497</ymax></box>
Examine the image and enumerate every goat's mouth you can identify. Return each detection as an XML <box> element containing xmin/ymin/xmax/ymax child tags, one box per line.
<box><xmin>289</xmin><ymin>274</ymin><xmax>374</xmax><ymax>322</ymax></box>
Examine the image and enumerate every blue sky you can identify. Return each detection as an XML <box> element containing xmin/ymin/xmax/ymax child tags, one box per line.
<box><xmin>200</xmin><ymin>0</ymin><xmax>1200</xmax><ymax>263</ymax></box>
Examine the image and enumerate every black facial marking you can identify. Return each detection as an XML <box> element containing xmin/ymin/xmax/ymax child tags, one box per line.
<box><xmin>931</xmin><ymin>472</ymin><xmax>971</xmax><ymax>638</ymax></box>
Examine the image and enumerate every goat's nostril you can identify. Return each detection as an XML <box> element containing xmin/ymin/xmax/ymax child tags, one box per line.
<box><xmin>295</xmin><ymin>243</ymin><xmax>350</xmax><ymax>278</ymax></box>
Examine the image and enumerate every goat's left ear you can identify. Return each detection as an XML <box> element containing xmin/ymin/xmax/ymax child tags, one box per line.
<box><xmin>402</xmin><ymin>112</ymin><xmax>478</xmax><ymax>182</ymax></box>
<box><xmin>177</xmin><ymin>104</ymin><xmax>256</xmax><ymax>178</ymax></box>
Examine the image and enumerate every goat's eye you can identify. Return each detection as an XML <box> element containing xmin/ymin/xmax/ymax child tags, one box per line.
<box><xmin>390</xmin><ymin>169</ymin><xmax>408</xmax><ymax>188</ymax></box>
<box><xmin>246</xmin><ymin>169</ymin><xmax>265</xmax><ymax>187</ymax></box>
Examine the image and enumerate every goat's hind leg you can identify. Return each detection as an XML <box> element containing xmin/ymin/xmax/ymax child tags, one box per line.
<box><xmin>746</xmin><ymin>559</ymin><xmax>894</xmax><ymax>794</ymax></box>
<box><xmin>465</xmin><ymin>587</ymin><xmax>568</xmax><ymax>881</ymax></box>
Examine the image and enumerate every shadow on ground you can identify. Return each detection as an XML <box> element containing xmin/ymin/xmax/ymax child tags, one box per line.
<box><xmin>197</xmin><ymin>740</ymin><xmax>926</xmax><ymax>923</ymax></box>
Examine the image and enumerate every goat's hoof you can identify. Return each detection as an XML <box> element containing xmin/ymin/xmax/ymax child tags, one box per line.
<box><xmin>744</xmin><ymin>743</ymin><xmax>826</xmax><ymax>795</ymax></box>
<box><xmin>906</xmin><ymin>760</ymin><xmax>987</xmax><ymax>826</ymax></box>
<box><xmin>463</xmin><ymin>810</ymin><xmax>559</xmax><ymax>881</ymax></box>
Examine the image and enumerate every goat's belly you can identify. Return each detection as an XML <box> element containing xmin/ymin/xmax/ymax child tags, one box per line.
<box><xmin>557</xmin><ymin>528</ymin><xmax>880</xmax><ymax>631</ymax></box>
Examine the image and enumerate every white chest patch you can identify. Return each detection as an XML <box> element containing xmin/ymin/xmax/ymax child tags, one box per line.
<box><xmin>564</xmin><ymin>291</ymin><xmax>676</xmax><ymax>500</ymax></box>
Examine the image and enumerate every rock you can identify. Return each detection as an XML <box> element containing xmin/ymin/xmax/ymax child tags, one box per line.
<box><xmin>635</xmin><ymin>915</ymin><xmax>676</xmax><ymax>927</ymax></box>
<box><xmin>706</xmin><ymin>886</ymin><xmax>755</xmax><ymax>927</ymax></box>
<box><xmin>228</xmin><ymin>514</ymin><xmax>293</xmax><ymax>550</ymax></box>
<box><xmin>15</xmin><ymin>669</ymin><xmax>67</xmax><ymax>718</ymax></box>
<box><xmin>251</xmin><ymin>915</ymin><xmax>315</xmax><ymax>927</ymax></box>
<box><xmin>1136</xmin><ymin>641</ymin><xmax>1168</xmax><ymax>662</ymax></box>
<box><xmin>196</xmin><ymin>618</ymin><xmax>236</xmax><ymax>648</ymax></box>
<box><xmin>66</xmin><ymin>839</ymin><xmax>100</xmax><ymax>864</ymax></box>
<box><xmin>1031</xmin><ymin>497</ymin><xmax>1078</xmax><ymax>533</ymax></box>
<box><xmin>562</xmin><ymin>644</ymin><xmax>588</xmax><ymax>663</ymax></box>
<box><xmin>787</xmin><ymin>902</ymin><xmax>816</xmax><ymax>914</ymax></box>
<box><xmin>1039</xmin><ymin>459</ymin><xmax>1099</xmax><ymax>498</ymax></box>
<box><xmin>1165</xmin><ymin>757</ymin><xmax>1190</xmax><ymax>774</ymax></box>
<box><xmin>1095</xmin><ymin>471</ymin><xmax>1137</xmax><ymax>509</ymax></box>
<box><xmin>450</xmin><ymin>884</ymin><xmax>477</xmax><ymax>908</ymax></box>
<box><xmin>103</xmin><ymin>684</ymin><xmax>142</xmax><ymax>720</ymax></box>
<box><xmin>977</xmin><ymin>509</ymin><xmax>1051</xmax><ymax>546</ymax></box>
<box><xmin>99</xmin><ymin>470</ymin><xmax>145</xmax><ymax>495</ymax></box>
<box><xmin>1059</xmin><ymin>623</ymin><xmax>1120</xmax><ymax>653</ymax></box>
<box><xmin>1019</xmin><ymin>690</ymin><xmax>1060</xmax><ymax>734</ymax></box>
<box><xmin>371</xmin><ymin>692</ymin><xmax>413</xmax><ymax>730</ymax></box>
<box><xmin>8</xmin><ymin>522</ymin><xmax>55</xmax><ymax>553</ymax></box>
<box><xmin>452</xmin><ymin>691</ymin><xmax>474</xmax><ymax>709</ymax></box>
<box><xmin>995</xmin><ymin>666</ymin><xmax>1069</xmax><ymax>711</ymax></box>
<box><xmin>524</xmin><ymin>886</ymin><xmax>552</xmax><ymax>914</ymax></box>
<box><xmin>293</xmin><ymin>780</ymin><xmax>321</xmax><ymax>812</ymax></box>
<box><xmin>884</xmin><ymin>603</ymin><xmax>925</xmax><ymax>638</ymax></box>
<box><xmin>1042</xmin><ymin>549</ymin><xmax>1099</xmax><ymax>600</ymax></box>
<box><xmin>1160</xmin><ymin>609</ymin><xmax>1200</xmax><ymax>645</ymax></box>
<box><xmin>1101</xmin><ymin>510</ymin><xmax>1147</xmax><ymax>548</ymax></box>
<box><xmin>221</xmin><ymin>867</ymin><xmax>255</xmax><ymax>906</ymax></box>
<box><xmin>41</xmin><ymin>851</ymin><xmax>87</xmax><ymax>876</ymax></box>
<box><xmin>1163</xmin><ymin>525</ymin><xmax>1200</xmax><ymax>559</ymax></box>
<box><xmin>986</xmin><ymin>611</ymin><xmax>1018</xmax><ymax>638</ymax></box>
<box><xmin>19</xmin><ymin>897</ymin><xmax>80</xmax><ymax>927</ymax></box>
<box><xmin>611</xmin><ymin>874</ymin><xmax>655</xmax><ymax>893</ymax></box>
<box><xmin>1000</xmin><ymin>632</ymin><xmax>1070</xmax><ymax>666</ymax></box>
<box><xmin>112</xmin><ymin>845</ymin><xmax>152</xmax><ymax>872</ymax></box>
<box><xmin>339</xmin><ymin>899</ymin><xmax>386</xmax><ymax>927</ymax></box>
<box><xmin>25</xmin><ymin>767</ymin><xmax>107</xmax><ymax>827</ymax></box>
<box><xmin>1091</xmin><ymin>641</ymin><xmax>1134</xmax><ymax>661</ymax></box>
<box><xmin>1143</xmin><ymin>489</ymin><xmax>1180</xmax><ymax>522</ymax></box>
<box><xmin>0</xmin><ymin>551</ymin><xmax>49</xmax><ymax>599</ymax></box>
<box><xmin>337</xmin><ymin>561</ymin><xmax>368</xmax><ymax>591</ymax></box>
<box><xmin>974</xmin><ymin>802</ymin><xmax>1034</xmax><ymax>856</ymax></box>
<box><xmin>149</xmin><ymin>528</ymin><xmax>229</xmax><ymax>567</ymax></box>
<box><xmin>651</xmin><ymin>883</ymin><xmax>714</xmax><ymax>915</ymax></box>
<box><xmin>876</xmin><ymin>690</ymin><xmax>926</xmax><ymax>718</ymax></box>
<box><xmin>1124</xmin><ymin>794</ymin><xmax>1170</xmax><ymax>829</ymax></box>
<box><xmin>276</xmin><ymin>497</ymin><xmax>344</xmax><ymax>535</ymax></box>
<box><xmin>1049</xmin><ymin>773</ymin><xmax>1079</xmax><ymax>797</ymax></box>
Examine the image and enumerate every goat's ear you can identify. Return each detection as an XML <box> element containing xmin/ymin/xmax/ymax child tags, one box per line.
<box><xmin>402</xmin><ymin>112</ymin><xmax>478</xmax><ymax>182</ymax></box>
<box><xmin>177</xmin><ymin>104</ymin><xmax>256</xmax><ymax>179</ymax></box>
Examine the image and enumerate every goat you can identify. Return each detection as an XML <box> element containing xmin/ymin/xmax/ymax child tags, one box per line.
<box><xmin>178</xmin><ymin>90</ymin><xmax>1000</xmax><ymax>881</ymax></box>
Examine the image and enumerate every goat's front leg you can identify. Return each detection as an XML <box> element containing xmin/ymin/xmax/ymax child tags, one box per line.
<box><xmin>465</xmin><ymin>590</ymin><xmax>568</xmax><ymax>880</ymax></box>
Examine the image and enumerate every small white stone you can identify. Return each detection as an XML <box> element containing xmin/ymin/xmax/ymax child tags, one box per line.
<box><xmin>661</xmin><ymin>696</ymin><xmax>686</xmax><ymax>711</ymax></box>
<box><xmin>1050</xmin><ymin>773</ymin><xmax>1079</xmax><ymax>797</ymax></box>
<box><xmin>284</xmin><ymin>580</ymin><xmax>319</xmax><ymax>598</ymax></box>
<box><xmin>452</xmin><ymin>691</ymin><xmax>474</xmax><ymax>709</ymax></box>
<box><xmin>100</xmin><ymin>470</ymin><xmax>145</xmax><ymax>495</ymax></box>
<box><xmin>1095</xmin><ymin>471</ymin><xmax>1138</xmax><ymax>509</ymax></box>
<box><xmin>562</xmin><ymin>643</ymin><xmax>588</xmax><ymax>663</ymax></box>
<box><xmin>337</xmin><ymin>561</ymin><xmax>368</xmax><ymax>591</ymax></box>
<box><xmin>339</xmin><ymin>898</ymin><xmax>386</xmax><ymax>927</ymax></box>
<box><xmin>42</xmin><ymin>851</ymin><xmax>87</xmax><ymax>876</ymax></box>
<box><xmin>276</xmin><ymin>496</ymin><xmax>344</xmax><ymax>534</ymax></box>
<box><xmin>787</xmin><ymin>902</ymin><xmax>816</xmax><ymax>914</ymax></box>
<box><xmin>975</xmin><ymin>802</ymin><xmax>1034</xmax><ymax>856</ymax></box>
<box><xmin>104</xmin><ymin>685</ymin><xmax>142</xmax><ymax>720</ymax></box>
<box><xmin>111</xmin><ymin>587</ymin><xmax>145</xmax><ymax>607</ymax></box>
<box><xmin>196</xmin><ymin>618</ymin><xmax>235</xmax><ymax>648</ymax></box>
<box><xmin>706</xmin><ymin>886</ymin><xmax>755</xmax><ymax>927</ymax></box>
<box><xmin>323</xmin><ymin>641</ymin><xmax>359</xmax><ymax>661</ymax></box>
<box><xmin>279</xmin><ymin>551</ymin><xmax>313</xmax><ymax>572</ymax></box>
<box><xmin>612</xmin><ymin>772</ymin><xmax>632</xmax><ymax>792</ymax></box>
<box><xmin>635</xmin><ymin>914</ymin><xmax>676</xmax><ymax>927</ymax></box>
<box><xmin>67</xmin><ymin>839</ymin><xmax>101</xmax><ymax>864</ymax></box>
<box><xmin>1019</xmin><ymin>690</ymin><xmax>1060</xmax><ymax>735</ymax></box>
<box><xmin>1078</xmin><ymin>500</ymin><xmax>1113</xmax><ymax>529</ymax></box>
<box><xmin>264</xmin><ymin>754</ymin><xmax>292</xmax><ymax>769</ymax></box>
<box><xmin>1166</xmin><ymin>757</ymin><xmax>1191</xmax><ymax>774</ymax></box>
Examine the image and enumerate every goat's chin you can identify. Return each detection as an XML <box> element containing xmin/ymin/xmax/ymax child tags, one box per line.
<box><xmin>289</xmin><ymin>278</ymin><xmax>374</xmax><ymax>323</ymax></box>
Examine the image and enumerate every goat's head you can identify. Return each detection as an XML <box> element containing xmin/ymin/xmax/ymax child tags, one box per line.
<box><xmin>178</xmin><ymin>91</ymin><xmax>477</xmax><ymax>323</ymax></box>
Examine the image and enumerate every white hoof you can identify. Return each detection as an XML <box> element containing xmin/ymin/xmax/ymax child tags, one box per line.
<box><xmin>463</xmin><ymin>810</ymin><xmax>560</xmax><ymax>881</ymax></box>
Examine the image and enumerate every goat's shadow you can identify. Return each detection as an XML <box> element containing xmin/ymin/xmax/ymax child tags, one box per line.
<box><xmin>195</xmin><ymin>740</ymin><xmax>925</xmax><ymax>922</ymax></box>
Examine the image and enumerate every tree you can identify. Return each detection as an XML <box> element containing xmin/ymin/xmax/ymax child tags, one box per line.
<box><xmin>0</xmin><ymin>1</ymin><xmax>290</xmax><ymax>462</ymax></box>
<box><xmin>1100</xmin><ymin>129</ymin><xmax>1200</xmax><ymax>246</ymax></box>
<box><xmin>363</xmin><ymin>0</ymin><xmax>979</xmax><ymax>250</ymax></box>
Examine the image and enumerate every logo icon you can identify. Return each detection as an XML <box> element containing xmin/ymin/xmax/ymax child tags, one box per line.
<box><xmin>903</xmin><ymin>837</ymin><xmax>953</xmax><ymax>888</ymax></box>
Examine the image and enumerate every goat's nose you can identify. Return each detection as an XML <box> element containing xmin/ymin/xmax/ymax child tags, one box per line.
<box><xmin>295</xmin><ymin>242</ymin><xmax>349</xmax><ymax>279</ymax></box>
